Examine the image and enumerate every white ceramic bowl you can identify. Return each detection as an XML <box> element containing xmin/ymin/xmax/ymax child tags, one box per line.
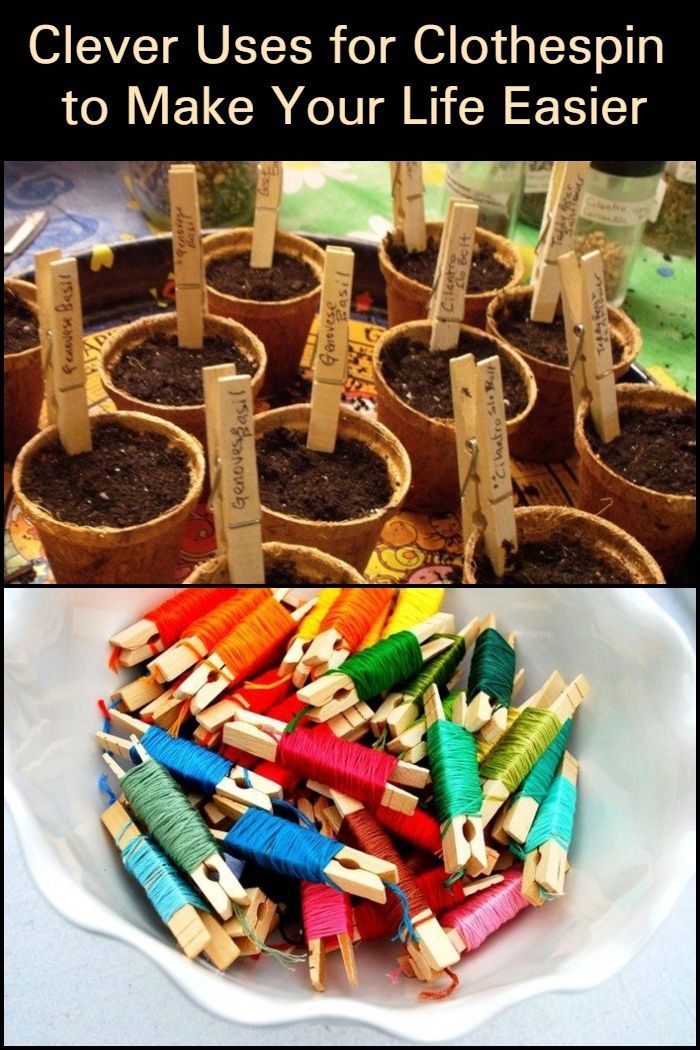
<box><xmin>4</xmin><ymin>589</ymin><xmax>695</xmax><ymax>1042</ymax></box>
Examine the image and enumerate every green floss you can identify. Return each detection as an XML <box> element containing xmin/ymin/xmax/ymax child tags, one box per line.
<box><xmin>122</xmin><ymin>759</ymin><xmax>217</xmax><ymax>874</ymax></box>
<box><xmin>479</xmin><ymin>708</ymin><xmax>561</xmax><ymax>792</ymax></box>
<box><xmin>427</xmin><ymin>720</ymin><xmax>483</xmax><ymax>825</ymax></box>
<box><xmin>467</xmin><ymin>628</ymin><xmax>515</xmax><ymax>708</ymax></box>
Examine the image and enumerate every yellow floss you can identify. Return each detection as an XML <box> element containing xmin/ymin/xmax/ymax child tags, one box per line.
<box><xmin>381</xmin><ymin>588</ymin><xmax>445</xmax><ymax>637</ymax></box>
<box><xmin>296</xmin><ymin>588</ymin><xmax>342</xmax><ymax>640</ymax></box>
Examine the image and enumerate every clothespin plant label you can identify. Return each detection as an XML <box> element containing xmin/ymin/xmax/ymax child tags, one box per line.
<box><xmin>49</xmin><ymin>257</ymin><xmax>92</xmax><ymax>454</ymax></box>
<box><xmin>250</xmin><ymin>161</ymin><xmax>283</xmax><ymax>269</ymax></box>
<box><xmin>475</xmin><ymin>356</ymin><xmax>517</xmax><ymax>576</ymax></box>
<box><xmin>218</xmin><ymin>375</ymin><xmax>265</xmax><ymax>584</ymax></box>
<box><xmin>307</xmin><ymin>246</ymin><xmax>355</xmax><ymax>454</ymax></box>
<box><xmin>531</xmin><ymin>161</ymin><xmax>590</xmax><ymax>322</ymax></box>
<box><xmin>34</xmin><ymin>247</ymin><xmax>62</xmax><ymax>424</ymax></box>
<box><xmin>580</xmin><ymin>251</ymin><xmax>620</xmax><ymax>442</ymax></box>
<box><xmin>429</xmin><ymin>200</ymin><xmax>478</xmax><ymax>350</ymax></box>
<box><xmin>169</xmin><ymin>164</ymin><xmax>204</xmax><ymax>348</ymax></box>
<box><xmin>393</xmin><ymin>161</ymin><xmax>426</xmax><ymax>252</ymax></box>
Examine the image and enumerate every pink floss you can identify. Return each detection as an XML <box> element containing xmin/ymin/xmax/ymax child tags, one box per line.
<box><xmin>440</xmin><ymin>868</ymin><xmax>530</xmax><ymax>952</ymax></box>
<box><xmin>301</xmin><ymin>881</ymin><xmax>352</xmax><ymax>940</ymax></box>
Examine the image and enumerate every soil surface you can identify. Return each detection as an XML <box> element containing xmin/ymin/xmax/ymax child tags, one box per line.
<box><xmin>385</xmin><ymin>234</ymin><xmax>513</xmax><ymax>294</ymax></box>
<box><xmin>494</xmin><ymin>297</ymin><xmax>625</xmax><ymax>366</ymax></box>
<box><xmin>21</xmin><ymin>423</ymin><xmax>191</xmax><ymax>527</ymax></box>
<box><xmin>380</xmin><ymin>331</ymin><xmax>528</xmax><ymax>419</ymax></box>
<box><xmin>109</xmin><ymin>331</ymin><xmax>257</xmax><ymax>406</ymax></box>
<box><xmin>206</xmin><ymin>251</ymin><xmax>318</xmax><ymax>301</ymax></box>
<box><xmin>475</xmin><ymin>538</ymin><xmax>625</xmax><ymax>584</ymax></box>
<box><xmin>4</xmin><ymin>287</ymin><xmax>39</xmax><ymax>354</ymax></box>
<box><xmin>257</xmin><ymin>426</ymin><xmax>393</xmax><ymax>522</ymax></box>
<box><xmin>585</xmin><ymin>406</ymin><xmax>696</xmax><ymax>496</ymax></box>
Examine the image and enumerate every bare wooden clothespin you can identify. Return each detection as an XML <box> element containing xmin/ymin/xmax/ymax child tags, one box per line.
<box><xmin>451</xmin><ymin>354</ymin><xmax>517</xmax><ymax>579</ymax></box>
<box><xmin>558</xmin><ymin>249</ymin><xmax>620</xmax><ymax>443</ymax></box>
<box><xmin>169</xmin><ymin>163</ymin><xmax>205</xmax><ymax>348</ymax></box>
<box><xmin>428</xmin><ymin>199</ymin><xmax>478</xmax><ymax>350</ymax></box>
<box><xmin>530</xmin><ymin>161</ymin><xmax>590</xmax><ymax>322</ymax></box>
<box><xmin>390</xmin><ymin>161</ymin><xmax>426</xmax><ymax>252</ymax></box>
<box><xmin>307</xmin><ymin>246</ymin><xmax>355</xmax><ymax>453</ymax></box>
<box><xmin>47</xmin><ymin>256</ymin><xmax>91</xmax><ymax>454</ymax></box>
<box><xmin>34</xmin><ymin>247</ymin><xmax>62</xmax><ymax>425</ymax></box>
<box><xmin>250</xmin><ymin>161</ymin><xmax>283</xmax><ymax>269</ymax></box>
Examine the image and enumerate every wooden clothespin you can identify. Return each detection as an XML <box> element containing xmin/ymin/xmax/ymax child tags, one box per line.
<box><xmin>480</xmin><ymin>676</ymin><xmax>589</xmax><ymax>826</ymax></box>
<box><xmin>331</xmin><ymin>790</ymin><xmax>460</xmax><ymax>975</ymax></box>
<box><xmin>530</xmin><ymin>161</ymin><xmax>591</xmax><ymax>323</ymax></box>
<box><xmin>250</xmin><ymin>161</ymin><xmax>283</xmax><ymax>269</ymax></box>
<box><xmin>109</xmin><ymin>619</ymin><xmax>165</xmax><ymax>668</ymax></box>
<box><xmin>212</xmin><ymin>373</ymin><xmax>265</xmax><ymax>584</ymax></box>
<box><xmin>100</xmin><ymin>708</ymin><xmax>283</xmax><ymax>811</ymax></box>
<box><xmin>203</xmin><ymin>361</ymin><xmax>237</xmax><ymax>556</ymax></box>
<box><xmin>463</xmin><ymin>614</ymin><xmax>517</xmax><ymax>733</ymax></box>
<box><xmin>377</xmin><ymin>618</ymin><xmax>478</xmax><ymax>739</ymax></box>
<box><xmin>110</xmin><ymin>675</ymin><xmax>164</xmax><ymax>714</ymax></box>
<box><xmin>101</xmin><ymin>799</ymin><xmax>214</xmax><ymax>961</ymax></box>
<box><xmin>307</xmin><ymin>246</ymin><xmax>355</xmax><ymax>453</ymax></box>
<box><xmin>452</xmin><ymin>354</ymin><xmax>517</xmax><ymax>579</ymax></box>
<box><xmin>177</xmin><ymin>598</ymin><xmax>314</xmax><ymax>712</ymax></box>
<box><xmin>102</xmin><ymin>743</ymin><xmax>248</xmax><ymax>920</ymax></box>
<box><xmin>428</xmin><ymin>199</ymin><xmax>478</xmax><ymax>350</ymax></box>
<box><xmin>169</xmin><ymin>163</ymin><xmax>205</xmax><ymax>348</ymax></box>
<box><xmin>212</xmin><ymin>810</ymin><xmax>399</xmax><ymax>905</ymax></box>
<box><xmin>34</xmin><ymin>247</ymin><xmax>62</xmax><ymax>425</ymax></box>
<box><xmin>47</xmin><ymin>256</ymin><xmax>91</xmax><ymax>454</ymax></box>
<box><xmin>424</xmin><ymin>685</ymin><xmax>488</xmax><ymax>876</ymax></box>
<box><xmin>298</xmin><ymin>587</ymin><xmax>401</xmax><ymax>675</ymax></box>
<box><xmin>222</xmin><ymin>887</ymin><xmax>279</xmax><ymax>957</ymax></box>
<box><xmin>390</xmin><ymin>161</ymin><xmax>426</xmax><ymax>252</ymax></box>
<box><xmin>522</xmin><ymin>751</ymin><xmax>579</xmax><ymax>905</ymax></box>
<box><xmin>104</xmin><ymin>799</ymin><xmax>237</xmax><ymax>970</ymax></box>
<box><xmin>297</xmin><ymin>613</ymin><xmax>457</xmax><ymax>723</ymax></box>
<box><xmin>558</xmin><ymin>249</ymin><xmax>620</xmax><ymax>443</ymax></box>
<box><xmin>223</xmin><ymin>711</ymin><xmax>427</xmax><ymax>815</ymax></box>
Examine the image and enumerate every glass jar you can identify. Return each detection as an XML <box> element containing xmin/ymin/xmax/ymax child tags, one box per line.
<box><xmin>129</xmin><ymin>161</ymin><xmax>258</xmax><ymax>229</ymax></box>
<box><xmin>519</xmin><ymin>162</ymin><xmax>553</xmax><ymax>227</ymax></box>
<box><xmin>444</xmin><ymin>161</ymin><xmax>524</xmax><ymax>237</ymax></box>
<box><xmin>644</xmin><ymin>162</ymin><xmax>696</xmax><ymax>258</ymax></box>
<box><xmin>574</xmin><ymin>161</ymin><xmax>665</xmax><ymax>305</ymax></box>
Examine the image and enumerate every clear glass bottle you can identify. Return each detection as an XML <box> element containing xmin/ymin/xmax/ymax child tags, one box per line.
<box><xmin>443</xmin><ymin>161</ymin><xmax>523</xmax><ymax>237</ymax></box>
<box><xmin>129</xmin><ymin>161</ymin><xmax>258</xmax><ymax>229</ymax></box>
<box><xmin>520</xmin><ymin>162</ymin><xmax>553</xmax><ymax>228</ymax></box>
<box><xmin>574</xmin><ymin>161</ymin><xmax>665</xmax><ymax>305</ymax></box>
<box><xmin>644</xmin><ymin>162</ymin><xmax>696</xmax><ymax>258</ymax></box>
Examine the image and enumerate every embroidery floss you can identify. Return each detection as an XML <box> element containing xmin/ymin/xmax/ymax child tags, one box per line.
<box><xmin>511</xmin><ymin>774</ymin><xmax>578</xmax><ymax>860</ymax></box>
<box><xmin>426</xmin><ymin>720</ymin><xmax>483</xmax><ymax>828</ymax></box>
<box><xmin>510</xmin><ymin>721</ymin><xmax>573</xmax><ymax>810</ymax></box>
<box><xmin>119</xmin><ymin>827</ymin><xmax>206</xmax><ymax>924</ymax></box>
<box><xmin>479</xmin><ymin>708</ymin><xmax>561</xmax><ymax>792</ymax></box>
<box><xmin>440</xmin><ymin>868</ymin><xmax>529</xmax><ymax>952</ymax></box>
<box><xmin>381</xmin><ymin>588</ymin><xmax>445</xmax><ymax>637</ymax></box>
<box><xmin>184</xmin><ymin>588</ymin><xmax>272</xmax><ymax>656</ymax></box>
<box><xmin>276</xmin><ymin>728</ymin><xmax>399</xmax><ymax>809</ymax></box>
<box><xmin>142</xmin><ymin>589</ymin><xmax>238</xmax><ymax>649</ymax></box>
<box><xmin>321</xmin><ymin>589</ymin><xmax>395</xmax><ymax>652</ymax></box>
<box><xmin>122</xmin><ymin>759</ymin><xmax>218</xmax><ymax>874</ymax></box>
<box><xmin>223</xmin><ymin>807</ymin><xmax>343</xmax><ymax>886</ymax></box>
<box><xmin>212</xmin><ymin>598</ymin><xmax>296</xmax><ymax>686</ymax></box>
<box><xmin>324</xmin><ymin>631</ymin><xmax>424</xmax><ymax>703</ymax></box>
<box><xmin>136</xmin><ymin>725</ymin><xmax>232</xmax><ymax>796</ymax></box>
<box><xmin>400</xmin><ymin>635</ymin><xmax>467</xmax><ymax>705</ymax></box>
<box><xmin>467</xmin><ymin>628</ymin><xmax>516</xmax><ymax>709</ymax></box>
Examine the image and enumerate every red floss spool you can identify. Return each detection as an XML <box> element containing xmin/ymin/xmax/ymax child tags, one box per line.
<box><xmin>276</xmin><ymin>729</ymin><xmax>398</xmax><ymax>809</ymax></box>
<box><xmin>354</xmin><ymin>864</ymin><xmax>470</xmax><ymax>943</ymax></box>
<box><xmin>440</xmin><ymin>868</ymin><xmax>530</xmax><ymax>952</ymax></box>
<box><xmin>372</xmin><ymin>804</ymin><xmax>443</xmax><ymax>857</ymax></box>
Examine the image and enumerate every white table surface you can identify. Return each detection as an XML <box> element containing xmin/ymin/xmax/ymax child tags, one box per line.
<box><xmin>4</xmin><ymin>590</ymin><xmax>696</xmax><ymax>1047</ymax></box>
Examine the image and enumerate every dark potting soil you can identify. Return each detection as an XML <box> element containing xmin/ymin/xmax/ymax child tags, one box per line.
<box><xmin>494</xmin><ymin>296</ymin><xmax>625</xmax><ymax>367</ymax></box>
<box><xmin>109</xmin><ymin>331</ymin><xmax>257</xmax><ymax>407</ymax></box>
<box><xmin>4</xmin><ymin>287</ymin><xmax>39</xmax><ymax>354</ymax></box>
<box><xmin>21</xmin><ymin>423</ymin><xmax>191</xmax><ymax>528</ymax></box>
<box><xmin>206</xmin><ymin>251</ymin><xmax>318</xmax><ymax>302</ymax></box>
<box><xmin>379</xmin><ymin>332</ymin><xmax>528</xmax><ymax>419</ymax></box>
<box><xmin>257</xmin><ymin>427</ymin><xmax>393</xmax><ymax>522</ymax></box>
<box><xmin>265</xmin><ymin>558</ymin><xmax>334</xmax><ymax>586</ymax></box>
<box><xmin>475</xmin><ymin>539</ymin><xmax>623</xmax><ymax>584</ymax></box>
<box><xmin>585</xmin><ymin>406</ymin><xmax>696</xmax><ymax>496</ymax></box>
<box><xmin>384</xmin><ymin>234</ymin><xmax>513</xmax><ymax>294</ymax></box>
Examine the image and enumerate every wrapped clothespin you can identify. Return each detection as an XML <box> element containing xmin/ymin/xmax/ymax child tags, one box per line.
<box><xmin>521</xmin><ymin>751</ymin><xmax>579</xmax><ymax>905</ymax></box>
